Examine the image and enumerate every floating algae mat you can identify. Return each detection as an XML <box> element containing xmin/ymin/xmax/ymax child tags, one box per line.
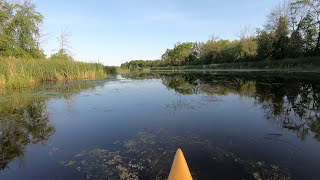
<box><xmin>61</xmin><ymin>129</ymin><xmax>291</xmax><ymax>180</ymax></box>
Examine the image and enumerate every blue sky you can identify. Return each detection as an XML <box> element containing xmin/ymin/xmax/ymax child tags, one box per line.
<box><xmin>34</xmin><ymin>0</ymin><xmax>279</xmax><ymax>66</ymax></box>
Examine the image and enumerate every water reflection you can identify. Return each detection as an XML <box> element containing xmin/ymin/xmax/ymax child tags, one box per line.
<box><xmin>1</xmin><ymin>73</ymin><xmax>320</xmax><ymax>179</ymax></box>
<box><xmin>0</xmin><ymin>80</ymin><xmax>107</xmax><ymax>170</ymax></box>
<box><xmin>255</xmin><ymin>78</ymin><xmax>320</xmax><ymax>141</ymax></box>
<box><xmin>124</xmin><ymin>72</ymin><xmax>320</xmax><ymax>142</ymax></box>
<box><xmin>0</xmin><ymin>101</ymin><xmax>54</xmax><ymax>169</ymax></box>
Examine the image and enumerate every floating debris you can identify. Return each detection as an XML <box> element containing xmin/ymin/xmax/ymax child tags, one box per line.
<box><xmin>61</xmin><ymin>129</ymin><xmax>291</xmax><ymax>180</ymax></box>
<box><xmin>65</xmin><ymin>160</ymin><xmax>76</xmax><ymax>167</ymax></box>
<box><xmin>48</xmin><ymin>146</ymin><xmax>61</xmax><ymax>157</ymax></box>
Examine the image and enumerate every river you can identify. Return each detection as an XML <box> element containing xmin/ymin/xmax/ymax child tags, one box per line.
<box><xmin>1</xmin><ymin>71</ymin><xmax>320</xmax><ymax>179</ymax></box>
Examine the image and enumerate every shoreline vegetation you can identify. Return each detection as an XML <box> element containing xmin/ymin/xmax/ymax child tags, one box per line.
<box><xmin>0</xmin><ymin>57</ymin><xmax>106</xmax><ymax>89</ymax></box>
<box><xmin>120</xmin><ymin>0</ymin><xmax>320</xmax><ymax>73</ymax></box>
<box><xmin>150</xmin><ymin>57</ymin><xmax>320</xmax><ymax>72</ymax></box>
<box><xmin>0</xmin><ymin>1</ymin><xmax>106</xmax><ymax>89</ymax></box>
<box><xmin>110</xmin><ymin>57</ymin><xmax>320</xmax><ymax>75</ymax></box>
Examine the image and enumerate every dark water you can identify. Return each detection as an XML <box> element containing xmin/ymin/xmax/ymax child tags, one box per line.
<box><xmin>1</xmin><ymin>72</ymin><xmax>320</xmax><ymax>180</ymax></box>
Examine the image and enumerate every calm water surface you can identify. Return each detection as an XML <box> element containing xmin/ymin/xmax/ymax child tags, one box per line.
<box><xmin>1</xmin><ymin>72</ymin><xmax>320</xmax><ymax>180</ymax></box>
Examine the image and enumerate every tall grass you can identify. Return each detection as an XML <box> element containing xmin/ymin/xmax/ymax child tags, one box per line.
<box><xmin>0</xmin><ymin>57</ymin><xmax>106</xmax><ymax>89</ymax></box>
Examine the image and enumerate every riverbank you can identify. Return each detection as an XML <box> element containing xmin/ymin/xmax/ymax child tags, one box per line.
<box><xmin>106</xmin><ymin>66</ymin><xmax>150</xmax><ymax>75</ymax></box>
<box><xmin>149</xmin><ymin>57</ymin><xmax>320</xmax><ymax>72</ymax></box>
<box><xmin>0</xmin><ymin>57</ymin><xmax>106</xmax><ymax>89</ymax></box>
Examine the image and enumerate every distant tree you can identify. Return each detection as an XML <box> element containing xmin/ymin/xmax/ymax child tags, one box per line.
<box><xmin>290</xmin><ymin>0</ymin><xmax>308</xmax><ymax>32</ymax></box>
<box><xmin>234</xmin><ymin>39</ymin><xmax>257</xmax><ymax>61</ymax></box>
<box><xmin>49</xmin><ymin>49</ymin><xmax>73</xmax><ymax>61</ymax></box>
<box><xmin>120</xmin><ymin>59</ymin><xmax>164</xmax><ymax>69</ymax></box>
<box><xmin>181</xmin><ymin>42</ymin><xmax>201</xmax><ymax>65</ymax></box>
<box><xmin>186</xmin><ymin>51</ymin><xmax>199</xmax><ymax>65</ymax></box>
<box><xmin>300</xmin><ymin>13</ymin><xmax>318</xmax><ymax>55</ymax></box>
<box><xmin>200</xmin><ymin>37</ymin><xmax>220</xmax><ymax>64</ymax></box>
<box><xmin>50</xmin><ymin>27</ymin><xmax>73</xmax><ymax>60</ymax></box>
<box><xmin>189</xmin><ymin>42</ymin><xmax>201</xmax><ymax>64</ymax></box>
<box><xmin>288</xmin><ymin>30</ymin><xmax>305</xmax><ymax>57</ymax></box>
<box><xmin>161</xmin><ymin>49</ymin><xmax>171</xmax><ymax>63</ymax></box>
<box><xmin>58</xmin><ymin>26</ymin><xmax>72</xmax><ymax>55</ymax></box>
<box><xmin>164</xmin><ymin>42</ymin><xmax>193</xmax><ymax>66</ymax></box>
<box><xmin>256</xmin><ymin>30</ymin><xmax>275</xmax><ymax>60</ymax></box>
<box><xmin>256</xmin><ymin>1</ymin><xmax>291</xmax><ymax>60</ymax></box>
<box><xmin>235</xmin><ymin>26</ymin><xmax>258</xmax><ymax>61</ymax></box>
<box><xmin>291</xmin><ymin>0</ymin><xmax>320</xmax><ymax>55</ymax></box>
<box><xmin>235</xmin><ymin>25</ymin><xmax>256</xmax><ymax>39</ymax></box>
<box><xmin>265</xmin><ymin>1</ymin><xmax>290</xmax><ymax>32</ymax></box>
<box><xmin>273</xmin><ymin>16</ymin><xmax>290</xmax><ymax>59</ymax></box>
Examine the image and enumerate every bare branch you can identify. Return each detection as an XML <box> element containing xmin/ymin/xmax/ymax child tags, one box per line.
<box><xmin>57</xmin><ymin>26</ymin><xmax>72</xmax><ymax>54</ymax></box>
<box><xmin>235</xmin><ymin>25</ymin><xmax>256</xmax><ymax>40</ymax></box>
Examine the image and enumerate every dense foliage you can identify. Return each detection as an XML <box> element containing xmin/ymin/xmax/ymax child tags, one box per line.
<box><xmin>0</xmin><ymin>0</ymin><xmax>44</xmax><ymax>58</ymax></box>
<box><xmin>0</xmin><ymin>57</ymin><xmax>106</xmax><ymax>89</ymax></box>
<box><xmin>121</xmin><ymin>0</ymin><xmax>320</xmax><ymax>69</ymax></box>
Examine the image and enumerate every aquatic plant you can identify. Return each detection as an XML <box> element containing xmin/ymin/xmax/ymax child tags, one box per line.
<box><xmin>0</xmin><ymin>57</ymin><xmax>106</xmax><ymax>89</ymax></box>
<box><xmin>62</xmin><ymin>129</ymin><xmax>291</xmax><ymax>180</ymax></box>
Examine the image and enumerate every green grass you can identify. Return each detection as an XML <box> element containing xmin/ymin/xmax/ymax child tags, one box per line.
<box><xmin>0</xmin><ymin>57</ymin><xmax>106</xmax><ymax>89</ymax></box>
<box><xmin>151</xmin><ymin>57</ymin><xmax>320</xmax><ymax>72</ymax></box>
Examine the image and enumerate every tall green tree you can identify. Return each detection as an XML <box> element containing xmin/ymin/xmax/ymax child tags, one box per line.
<box><xmin>288</xmin><ymin>30</ymin><xmax>304</xmax><ymax>57</ymax></box>
<box><xmin>300</xmin><ymin>13</ymin><xmax>318</xmax><ymax>55</ymax></box>
<box><xmin>236</xmin><ymin>38</ymin><xmax>258</xmax><ymax>61</ymax></box>
<box><xmin>14</xmin><ymin>1</ymin><xmax>43</xmax><ymax>57</ymax></box>
<box><xmin>273</xmin><ymin>16</ymin><xmax>290</xmax><ymax>59</ymax></box>
<box><xmin>0</xmin><ymin>0</ymin><xmax>44</xmax><ymax>58</ymax></box>
<box><xmin>200</xmin><ymin>38</ymin><xmax>219</xmax><ymax>64</ymax></box>
<box><xmin>0</xmin><ymin>0</ymin><xmax>14</xmax><ymax>55</ymax></box>
<box><xmin>291</xmin><ymin>0</ymin><xmax>320</xmax><ymax>55</ymax></box>
<box><xmin>164</xmin><ymin>42</ymin><xmax>193</xmax><ymax>66</ymax></box>
<box><xmin>256</xmin><ymin>30</ymin><xmax>275</xmax><ymax>60</ymax></box>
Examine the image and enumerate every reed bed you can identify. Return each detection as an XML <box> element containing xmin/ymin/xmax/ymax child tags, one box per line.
<box><xmin>0</xmin><ymin>57</ymin><xmax>106</xmax><ymax>89</ymax></box>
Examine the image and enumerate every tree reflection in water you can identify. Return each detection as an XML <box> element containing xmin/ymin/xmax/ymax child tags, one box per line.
<box><xmin>124</xmin><ymin>72</ymin><xmax>320</xmax><ymax>141</ymax></box>
<box><xmin>0</xmin><ymin>101</ymin><xmax>54</xmax><ymax>169</ymax></box>
<box><xmin>0</xmin><ymin>80</ymin><xmax>104</xmax><ymax>170</ymax></box>
<box><xmin>255</xmin><ymin>78</ymin><xmax>320</xmax><ymax>141</ymax></box>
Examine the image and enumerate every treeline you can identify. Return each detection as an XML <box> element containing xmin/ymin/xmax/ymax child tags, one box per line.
<box><xmin>120</xmin><ymin>60</ymin><xmax>165</xmax><ymax>69</ymax></box>
<box><xmin>121</xmin><ymin>0</ymin><xmax>320</xmax><ymax>69</ymax></box>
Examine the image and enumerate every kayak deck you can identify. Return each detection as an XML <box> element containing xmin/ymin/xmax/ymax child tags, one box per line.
<box><xmin>168</xmin><ymin>148</ymin><xmax>193</xmax><ymax>180</ymax></box>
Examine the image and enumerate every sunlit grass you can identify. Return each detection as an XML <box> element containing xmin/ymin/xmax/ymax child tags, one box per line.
<box><xmin>0</xmin><ymin>57</ymin><xmax>106</xmax><ymax>89</ymax></box>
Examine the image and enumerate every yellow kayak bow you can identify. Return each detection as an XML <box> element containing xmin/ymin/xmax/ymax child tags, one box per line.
<box><xmin>168</xmin><ymin>148</ymin><xmax>193</xmax><ymax>180</ymax></box>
